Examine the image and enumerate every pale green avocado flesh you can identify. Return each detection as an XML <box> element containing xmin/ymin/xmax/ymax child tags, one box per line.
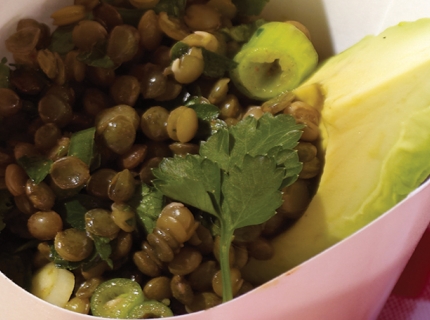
<box><xmin>242</xmin><ymin>18</ymin><xmax>430</xmax><ymax>284</ymax></box>
<box><xmin>230</xmin><ymin>21</ymin><xmax>318</xmax><ymax>101</ymax></box>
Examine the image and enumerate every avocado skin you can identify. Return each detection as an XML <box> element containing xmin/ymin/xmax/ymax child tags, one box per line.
<box><xmin>242</xmin><ymin>18</ymin><xmax>430</xmax><ymax>284</ymax></box>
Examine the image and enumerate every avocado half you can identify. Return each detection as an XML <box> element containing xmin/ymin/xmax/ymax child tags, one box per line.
<box><xmin>242</xmin><ymin>18</ymin><xmax>430</xmax><ymax>284</ymax></box>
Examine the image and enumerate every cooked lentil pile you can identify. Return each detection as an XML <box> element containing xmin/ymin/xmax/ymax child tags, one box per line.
<box><xmin>0</xmin><ymin>0</ymin><xmax>322</xmax><ymax>317</ymax></box>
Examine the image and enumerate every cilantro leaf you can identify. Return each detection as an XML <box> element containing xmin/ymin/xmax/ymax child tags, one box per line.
<box><xmin>152</xmin><ymin>113</ymin><xmax>303</xmax><ymax>302</ymax></box>
<box><xmin>115</xmin><ymin>0</ymin><xmax>187</xmax><ymax>26</ymax></box>
<box><xmin>221</xmin><ymin>155</ymin><xmax>284</xmax><ymax>229</ymax></box>
<box><xmin>170</xmin><ymin>42</ymin><xmax>189</xmax><ymax>61</ymax></box>
<box><xmin>232</xmin><ymin>0</ymin><xmax>270</xmax><ymax>16</ymax></box>
<box><xmin>220</xmin><ymin>19</ymin><xmax>267</xmax><ymax>43</ymax></box>
<box><xmin>0</xmin><ymin>57</ymin><xmax>10</xmax><ymax>88</ymax></box>
<box><xmin>185</xmin><ymin>98</ymin><xmax>221</xmax><ymax>139</ymax></box>
<box><xmin>201</xmin><ymin>47</ymin><xmax>238</xmax><ymax>78</ymax></box>
<box><xmin>228</xmin><ymin>113</ymin><xmax>303</xmax><ymax>167</ymax></box>
<box><xmin>200</xmin><ymin>128</ymin><xmax>230</xmax><ymax>170</ymax></box>
<box><xmin>17</xmin><ymin>155</ymin><xmax>53</xmax><ymax>184</ymax></box>
<box><xmin>268</xmin><ymin>147</ymin><xmax>303</xmax><ymax>188</ymax></box>
<box><xmin>49</xmin><ymin>25</ymin><xmax>75</xmax><ymax>55</ymax></box>
<box><xmin>128</xmin><ymin>184</ymin><xmax>165</xmax><ymax>234</ymax></box>
<box><xmin>186</xmin><ymin>101</ymin><xmax>220</xmax><ymax>121</ymax></box>
<box><xmin>68</xmin><ymin>127</ymin><xmax>97</xmax><ymax>167</ymax></box>
<box><xmin>92</xmin><ymin>235</ymin><xmax>113</xmax><ymax>269</ymax></box>
<box><xmin>201</xmin><ymin>113</ymin><xmax>304</xmax><ymax>174</ymax></box>
<box><xmin>170</xmin><ymin>42</ymin><xmax>237</xmax><ymax>78</ymax></box>
<box><xmin>77</xmin><ymin>42</ymin><xmax>115</xmax><ymax>69</ymax></box>
<box><xmin>153</xmin><ymin>155</ymin><xmax>221</xmax><ymax>217</ymax></box>
<box><xmin>49</xmin><ymin>244</ymin><xmax>100</xmax><ymax>271</ymax></box>
<box><xmin>59</xmin><ymin>194</ymin><xmax>109</xmax><ymax>231</ymax></box>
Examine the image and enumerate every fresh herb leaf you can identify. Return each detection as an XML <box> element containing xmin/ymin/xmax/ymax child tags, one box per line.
<box><xmin>58</xmin><ymin>194</ymin><xmax>109</xmax><ymax>230</ymax></box>
<box><xmin>68</xmin><ymin>127</ymin><xmax>97</xmax><ymax>167</ymax></box>
<box><xmin>49</xmin><ymin>25</ymin><xmax>75</xmax><ymax>55</ymax></box>
<box><xmin>77</xmin><ymin>42</ymin><xmax>115</xmax><ymax>69</ymax></box>
<box><xmin>0</xmin><ymin>57</ymin><xmax>10</xmax><ymax>88</ymax></box>
<box><xmin>49</xmin><ymin>244</ymin><xmax>99</xmax><ymax>271</ymax></box>
<box><xmin>201</xmin><ymin>47</ymin><xmax>238</xmax><ymax>78</ymax></box>
<box><xmin>185</xmin><ymin>98</ymin><xmax>221</xmax><ymax>139</ymax></box>
<box><xmin>170</xmin><ymin>41</ymin><xmax>190</xmax><ymax>61</ymax></box>
<box><xmin>200</xmin><ymin>127</ymin><xmax>230</xmax><ymax>170</ymax></box>
<box><xmin>153</xmin><ymin>113</ymin><xmax>303</xmax><ymax>301</ymax></box>
<box><xmin>154</xmin><ymin>155</ymin><xmax>221</xmax><ymax>217</ymax></box>
<box><xmin>201</xmin><ymin>113</ymin><xmax>303</xmax><ymax>172</ymax></box>
<box><xmin>115</xmin><ymin>0</ymin><xmax>187</xmax><ymax>27</ymax></box>
<box><xmin>17</xmin><ymin>155</ymin><xmax>53</xmax><ymax>184</ymax></box>
<box><xmin>63</xmin><ymin>198</ymin><xmax>87</xmax><ymax>230</ymax></box>
<box><xmin>220</xmin><ymin>19</ymin><xmax>267</xmax><ymax>43</ymax></box>
<box><xmin>232</xmin><ymin>0</ymin><xmax>270</xmax><ymax>16</ymax></box>
<box><xmin>170</xmin><ymin>42</ymin><xmax>237</xmax><ymax>78</ymax></box>
<box><xmin>268</xmin><ymin>147</ymin><xmax>303</xmax><ymax>188</ymax></box>
<box><xmin>221</xmin><ymin>155</ymin><xmax>284</xmax><ymax>228</ymax></box>
<box><xmin>128</xmin><ymin>184</ymin><xmax>165</xmax><ymax>234</ymax></box>
<box><xmin>92</xmin><ymin>235</ymin><xmax>113</xmax><ymax>269</ymax></box>
<box><xmin>186</xmin><ymin>101</ymin><xmax>220</xmax><ymax>121</ymax></box>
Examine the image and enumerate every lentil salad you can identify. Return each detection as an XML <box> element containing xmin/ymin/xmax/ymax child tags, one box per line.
<box><xmin>0</xmin><ymin>0</ymin><xmax>322</xmax><ymax>317</ymax></box>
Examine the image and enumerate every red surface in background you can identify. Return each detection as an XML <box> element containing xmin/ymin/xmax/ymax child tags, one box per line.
<box><xmin>390</xmin><ymin>229</ymin><xmax>430</xmax><ymax>298</ymax></box>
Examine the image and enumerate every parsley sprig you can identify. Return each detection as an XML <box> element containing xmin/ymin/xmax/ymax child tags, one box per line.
<box><xmin>153</xmin><ymin>113</ymin><xmax>303</xmax><ymax>301</ymax></box>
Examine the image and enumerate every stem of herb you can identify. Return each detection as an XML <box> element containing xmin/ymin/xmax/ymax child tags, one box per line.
<box><xmin>220</xmin><ymin>222</ymin><xmax>234</xmax><ymax>302</ymax></box>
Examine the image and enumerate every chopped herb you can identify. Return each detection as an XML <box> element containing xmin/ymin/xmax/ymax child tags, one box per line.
<box><xmin>153</xmin><ymin>113</ymin><xmax>303</xmax><ymax>301</ymax></box>
<box><xmin>220</xmin><ymin>19</ymin><xmax>267</xmax><ymax>43</ymax></box>
<box><xmin>92</xmin><ymin>235</ymin><xmax>113</xmax><ymax>269</ymax></box>
<box><xmin>171</xmin><ymin>42</ymin><xmax>237</xmax><ymax>78</ymax></box>
<box><xmin>59</xmin><ymin>194</ymin><xmax>110</xmax><ymax>231</ymax></box>
<box><xmin>185</xmin><ymin>98</ymin><xmax>221</xmax><ymax>139</ymax></box>
<box><xmin>201</xmin><ymin>47</ymin><xmax>238</xmax><ymax>78</ymax></box>
<box><xmin>170</xmin><ymin>41</ymin><xmax>190</xmax><ymax>61</ymax></box>
<box><xmin>17</xmin><ymin>155</ymin><xmax>53</xmax><ymax>184</ymax></box>
<box><xmin>49</xmin><ymin>244</ymin><xmax>99</xmax><ymax>271</ymax></box>
<box><xmin>68</xmin><ymin>127</ymin><xmax>97</xmax><ymax>167</ymax></box>
<box><xmin>116</xmin><ymin>0</ymin><xmax>187</xmax><ymax>25</ymax></box>
<box><xmin>186</xmin><ymin>98</ymin><xmax>220</xmax><ymax>121</ymax></box>
<box><xmin>49</xmin><ymin>25</ymin><xmax>75</xmax><ymax>55</ymax></box>
<box><xmin>0</xmin><ymin>57</ymin><xmax>10</xmax><ymax>88</ymax></box>
<box><xmin>128</xmin><ymin>184</ymin><xmax>165</xmax><ymax>235</ymax></box>
<box><xmin>76</xmin><ymin>42</ymin><xmax>115</xmax><ymax>69</ymax></box>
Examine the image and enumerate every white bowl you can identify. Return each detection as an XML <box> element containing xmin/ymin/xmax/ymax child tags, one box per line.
<box><xmin>1</xmin><ymin>1</ymin><xmax>430</xmax><ymax>319</ymax></box>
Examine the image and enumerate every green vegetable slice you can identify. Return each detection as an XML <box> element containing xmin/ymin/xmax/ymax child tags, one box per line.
<box><xmin>90</xmin><ymin>278</ymin><xmax>145</xmax><ymax>319</ymax></box>
<box><xmin>128</xmin><ymin>300</ymin><xmax>173</xmax><ymax>318</ymax></box>
<box><xmin>230</xmin><ymin>21</ymin><xmax>318</xmax><ymax>100</ymax></box>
